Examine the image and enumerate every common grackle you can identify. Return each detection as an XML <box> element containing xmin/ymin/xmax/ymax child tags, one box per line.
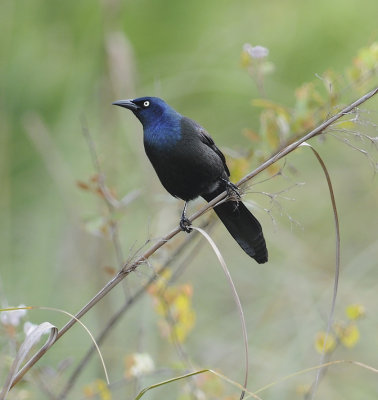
<box><xmin>113</xmin><ymin>97</ymin><xmax>268</xmax><ymax>263</ymax></box>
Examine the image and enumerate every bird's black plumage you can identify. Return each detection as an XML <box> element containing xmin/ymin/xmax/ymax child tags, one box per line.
<box><xmin>113</xmin><ymin>96</ymin><xmax>268</xmax><ymax>263</ymax></box>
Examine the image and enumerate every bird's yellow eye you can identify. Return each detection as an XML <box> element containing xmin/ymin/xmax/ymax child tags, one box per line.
<box><xmin>143</xmin><ymin>101</ymin><xmax>150</xmax><ymax>107</ymax></box>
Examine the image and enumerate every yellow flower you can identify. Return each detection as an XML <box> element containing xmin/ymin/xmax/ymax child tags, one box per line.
<box><xmin>83</xmin><ymin>379</ymin><xmax>111</xmax><ymax>400</ymax></box>
<box><xmin>345</xmin><ymin>304</ymin><xmax>365</xmax><ymax>320</ymax></box>
<box><xmin>315</xmin><ymin>331</ymin><xmax>336</xmax><ymax>354</ymax></box>
<box><xmin>149</xmin><ymin>281</ymin><xmax>196</xmax><ymax>344</ymax></box>
<box><xmin>334</xmin><ymin>323</ymin><xmax>360</xmax><ymax>348</ymax></box>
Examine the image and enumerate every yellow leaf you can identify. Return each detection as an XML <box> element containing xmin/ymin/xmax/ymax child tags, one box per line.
<box><xmin>154</xmin><ymin>299</ymin><xmax>167</xmax><ymax>317</ymax></box>
<box><xmin>347</xmin><ymin>43</ymin><xmax>378</xmax><ymax>88</ymax></box>
<box><xmin>151</xmin><ymin>283</ymin><xmax>196</xmax><ymax>344</ymax></box>
<box><xmin>260</xmin><ymin>110</ymin><xmax>280</xmax><ymax>149</ymax></box>
<box><xmin>228</xmin><ymin>157</ymin><xmax>251</xmax><ymax>182</ymax></box>
<box><xmin>346</xmin><ymin>304</ymin><xmax>365</xmax><ymax>320</ymax></box>
<box><xmin>173</xmin><ymin>311</ymin><xmax>195</xmax><ymax>343</ymax></box>
<box><xmin>315</xmin><ymin>332</ymin><xmax>336</xmax><ymax>354</ymax></box>
<box><xmin>175</xmin><ymin>293</ymin><xmax>191</xmax><ymax>314</ymax></box>
<box><xmin>173</xmin><ymin>324</ymin><xmax>186</xmax><ymax>343</ymax></box>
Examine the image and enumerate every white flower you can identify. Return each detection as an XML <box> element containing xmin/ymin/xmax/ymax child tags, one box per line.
<box><xmin>0</xmin><ymin>305</ymin><xmax>27</xmax><ymax>326</ymax></box>
<box><xmin>129</xmin><ymin>353</ymin><xmax>155</xmax><ymax>377</ymax></box>
<box><xmin>244</xmin><ymin>43</ymin><xmax>269</xmax><ymax>59</ymax></box>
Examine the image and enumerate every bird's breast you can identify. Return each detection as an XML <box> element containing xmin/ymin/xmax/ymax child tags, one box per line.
<box><xmin>144</xmin><ymin>137</ymin><xmax>225</xmax><ymax>201</ymax></box>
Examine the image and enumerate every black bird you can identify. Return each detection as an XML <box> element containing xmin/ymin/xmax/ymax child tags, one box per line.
<box><xmin>113</xmin><ymin>97</ymin><xmax>268</xmax><ymax>263</ymax></box>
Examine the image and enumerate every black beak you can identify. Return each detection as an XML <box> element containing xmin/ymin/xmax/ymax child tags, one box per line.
<box><xmin>112</xmin><ymin>99</ymin><xmax>140</xmax><ymax>111</ymax></box>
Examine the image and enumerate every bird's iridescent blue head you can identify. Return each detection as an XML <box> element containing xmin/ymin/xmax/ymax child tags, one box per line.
<box><xmin>112</xmin><ymin>96</ymin><xmax>179</xmax><ymax>127</ymax></box>
<box><xmin>112</xmin><ymin>96</ymin><xmax>182</xmax><ymax>148</ymax></box>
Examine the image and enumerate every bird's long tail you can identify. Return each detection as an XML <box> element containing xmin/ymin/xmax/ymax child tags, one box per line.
<box><xmin>202</xmin><ymin>189</ymin><xmax>268</xmax><ymax>264</ymax></box>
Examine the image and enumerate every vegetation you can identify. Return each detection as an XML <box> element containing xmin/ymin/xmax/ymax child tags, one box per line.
<box><xmin>1</xmin><ymin>1</ymin><xmax>377</xmax><ymax>399</ymax></box>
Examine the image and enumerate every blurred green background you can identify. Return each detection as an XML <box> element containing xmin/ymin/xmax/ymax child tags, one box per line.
<box><xmin>1</xmin><ymin>0</ymin><xmax>377</xmax><ymax>399</ymax></box>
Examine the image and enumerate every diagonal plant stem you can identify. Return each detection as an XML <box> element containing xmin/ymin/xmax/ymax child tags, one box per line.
<box><xmin>8</xmin><ymin>86</ymin><xmax>378</xmax><ymax>391</ymax></box>
<box><xmin>57</xmin><ymin>221</ymin><xmax>211</xmax><ymax>399</ymax></box>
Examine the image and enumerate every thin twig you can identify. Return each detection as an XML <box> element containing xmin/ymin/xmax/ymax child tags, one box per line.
<box><xmin>301</xmin><ymin>145</ymin><xmax>340</xmax><ymax>400</ymax></box>
<box><xmin>9</xmin><ymin>86</ymin><xmax>378</xmax><ymax>390</ymax></box>
<box><xmin>191</xmin><ymin>227</ymin><xmax>249</xmax><ymax>400</ymax></box>
<box><xmin>81</xmin><ymin>117</ymin><xmax>126</xmax><ymax>268</ymax></box>
<box><xmin>31</xmin><ymin>370</ymin><xmax>59</xmax><ymax>400</ymax></box>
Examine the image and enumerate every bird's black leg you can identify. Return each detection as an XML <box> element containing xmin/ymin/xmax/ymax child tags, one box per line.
<box><xmin>179</xmin><ymin>201</ymin><xmax>192</xmax><ymax>233</ymax></box>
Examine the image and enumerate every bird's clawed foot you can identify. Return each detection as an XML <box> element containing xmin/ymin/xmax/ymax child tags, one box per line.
<box><xmin>180</xmin><ymin>201</ymin><xmax>193</xmax><ymax>233</ymax></box>
<box><xmin>222</xmin><ymin>178</ymin><xmax>241</xmax><ymax>201</ymax></box>
<box><xmin>179</xmin><ymin>216</ymin><xmax>193</xmax><ymax>233</ymax></box>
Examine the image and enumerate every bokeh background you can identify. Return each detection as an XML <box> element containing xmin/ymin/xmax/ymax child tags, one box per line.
<box><xmin>1</xmin><ymin>0</ymin><xmax>377</xmax><ymax>399</ymax></box>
